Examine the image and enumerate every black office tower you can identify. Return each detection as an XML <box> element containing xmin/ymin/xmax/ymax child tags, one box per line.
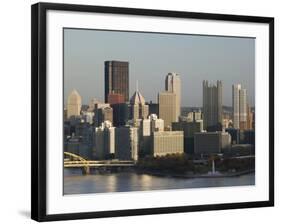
<box><xmin>104</xmin><ymin>61</ymin><xmax>129</xmax><ymax>103</ymax></box>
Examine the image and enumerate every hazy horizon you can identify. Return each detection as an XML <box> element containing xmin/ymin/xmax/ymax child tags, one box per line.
<box><xmin>64</xmin><ymin>28</ymin><xmax>255</xmax><ymax>107</ymax></box>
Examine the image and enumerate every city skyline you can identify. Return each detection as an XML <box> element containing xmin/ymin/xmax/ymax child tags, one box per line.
<box><xmin>64</xmin><ymin>28</ymin><xmax>255</xmax><ymax>107</ymax></box>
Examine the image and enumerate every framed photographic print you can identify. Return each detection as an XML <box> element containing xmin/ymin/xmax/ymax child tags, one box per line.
<box><xmin>31</xmin><ymin>2</ymin><xmax>274</xmax><ymax>222</ymax></box>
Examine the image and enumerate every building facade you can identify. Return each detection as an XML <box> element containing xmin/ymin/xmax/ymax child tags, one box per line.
<box><xmin>104</xmin><ymin>61</ymin><xmax>129</xmax><ymax>103</ymax></box>
<box><xmin>111</xmin><ymin>103</ymin><xmax>130</xmax><ymax>127</ymax></box>
<box><xmin>67</xmin><ymin>89</ymin><xmax>82</xmax><ymax>118</ymax></box>
<box><xmin>129</xmin><ymin>88</ymin><xmax>149</xmax><ymax>121</ymax></box>
<box><xmin>94</xmin><ymin>121</ymin><xmax>115</xmax><ymax>159</ymax></box>
<box><xmin>158</xmin><ymin>92</ymin><xmax>177</xmax><ymax>128</ymax></box>
<box><xmin>152</xmin><ymin>131</ymin><xmax>184</xmax><ymax>156</ymax></box>
<box><xmin>115</xmin><ymin>126</ymin><xmax>138</xmax><ymax>161</ymax></box>
<box><xmin>202</xmin><ymin>80</ymin><xmax>222</xmax><ymax>130</ymax></box>
<box><xmin>194</xmin><ymin>131</ymin><xmax>231</xmax><ymax>154</ymax></box>
<box><xmin>165</xmin><ymin>72</ymin><xmax>181</xmax><ymax>121</ymax></box>
<box><xmin>107</xmin><ymin>92</ymin><xmax>125</xmax><ymax>105</ymax></box>
<box><xmin>232</xmin><ymin>84</ymin><xmax>247</xmax><ymax>130</ymax></box>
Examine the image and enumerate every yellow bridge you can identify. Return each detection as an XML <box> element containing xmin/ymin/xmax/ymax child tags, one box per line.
<box><xmin>64</xmin><ymin>152</ymin><xmax>135</xmax><ymax>175</ymax></box>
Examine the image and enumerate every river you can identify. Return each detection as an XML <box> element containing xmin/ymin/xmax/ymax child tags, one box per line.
<box><xmin>64</xmin><ymin>169</ymin><xmax>255</xmax><ymax>195</ymax></box>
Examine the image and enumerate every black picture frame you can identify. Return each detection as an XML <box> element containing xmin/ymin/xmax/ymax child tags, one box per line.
<box><xmin>31</xmin><ymin>2</ymin><xmax>274</xmax><ymax>222</ymax></box>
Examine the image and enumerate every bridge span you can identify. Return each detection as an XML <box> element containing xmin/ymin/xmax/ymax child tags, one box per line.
<box><xmin>64</xmin><ymin>152</ymin><xmax>135</xmax><ymax>175</ymax></box>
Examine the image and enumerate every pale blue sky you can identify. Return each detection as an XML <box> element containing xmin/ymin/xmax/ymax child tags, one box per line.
<box><xmin>64</xmin><ymin>28</ymin><xmax>255</xmax><ymax>107</ymax></box>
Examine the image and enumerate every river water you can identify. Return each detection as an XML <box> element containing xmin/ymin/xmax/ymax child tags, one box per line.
<box><xmin>64</xmin><ymin>169</ymin><xmax>255</xmax><ymax>195</ymax></box>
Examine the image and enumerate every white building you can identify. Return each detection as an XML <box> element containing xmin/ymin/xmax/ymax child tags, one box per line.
<box><xmin>130</xmin><ymin>87</ymin><xmax>149</xmax><ymax>121</ymax></box>
<box><xmin>81</xmin><ymin>111</ymin><xmax>95</xmax><ymax>124</ymax></box>
<box><xmin>232</xmin><ymin>84</ymin><xmax>247</xmax><ymax>129</ymax></box>
<box><xmin>149</xmin><ymin>114</ymin><xmax>164</xmax><ymax>132</ymax></box>
<box><xmin>94</xmin><ymin>121</ymin><xmax>115</xmax><ymax>159</ymax></box>
<box><xmin>152</xmin><ymin>131</ymin><xmax>184</xmax><ymax>156</ymax></box>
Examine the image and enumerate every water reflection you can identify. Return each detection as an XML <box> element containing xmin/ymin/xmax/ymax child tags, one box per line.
<box><xmin>64</xmin><ymin>169</ymin><xmax>255</xmax><ymax>195</ymax></box>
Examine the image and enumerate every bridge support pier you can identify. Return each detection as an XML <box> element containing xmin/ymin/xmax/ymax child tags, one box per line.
<box><xmin>82</xmin><ymin>166</ymin><xmax>90</xmax><ymax>175</ymax></box>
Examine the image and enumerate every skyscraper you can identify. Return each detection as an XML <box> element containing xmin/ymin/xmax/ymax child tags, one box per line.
<box><xmin>129</xmin><ymin>84</ymin><xmax>149</xmax><ymax>121</ymax></box>
<box><xmin>202</xmin><ymin>80</ymin><xmax>222</xmax><ymax>130</ymax></box>
<box><xmin>104</xmin><ymin>61</ymin><xmax>129</xmax><ymax>103</ymax></box>
<box><xmin>232</xmin><ymin>84</ymin><xmax>247</xmax><ymax>129</ymax></box>
<box><xmin>158</xmin><ymin>92</ymin><xmax>177</xmax><ymax>128</ymax></box>
<box><xmin>94</xmin><ymin>121</ymin><xmax>115</xmax><ymax>159</ymax></box>
<box><xmin>165</xmin><ymin>72</ymin><xmax>181</xmax><ymax>120</ymax></box>
<box><xmin>107</xmin><ymin>93</ymin><xmax>125</xmax><ymax>105</ymax></box>
<box><xmin>115</xmin><ymin>126</ymin><xmax>138</xmax><ymax>161</ymax></box>
<box><xmin>67</xmin><ymin>89</ymin><xmax>82</xmax><ymax>118</ymax></box>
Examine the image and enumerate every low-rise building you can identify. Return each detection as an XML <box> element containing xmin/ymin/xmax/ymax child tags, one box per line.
<box><xmin>194</xmin><ymin>131</ymin><xmax>231</xmax><ymax>154</ymax></box>
<box><xmin>152</xmin><ymin>131</ymin><xmax>184</xmax><ymax>156</ymax></box>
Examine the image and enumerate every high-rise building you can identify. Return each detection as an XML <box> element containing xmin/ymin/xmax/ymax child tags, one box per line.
<box><xmin>67</xmin><ymin>89</ymin><xmax>82</xmax><ymax>118</ymax></box>
<box><xmin>94</xmin><ymin>121</ymin><xmax>115</xmax><ymax>160</ymax></box>
<box><xmin>138</xmin><ymin>114</ymin><xmax>164</xmax><ymax>157</ymax></box>
<box><xmin>129</xmin><ymin>86</ymin><xmax>149</xmax><ymax>120</ymax></box>
<box><xmin>147</xmin><ymin>101</ymin><xmax>159</xmax><ymax>117</ymax></box>
<box><xmin>104</xmin><ymin>61</ymin><xmax>129</xmax><ymax>103</ymax></box>
<box><xmin>111</xmin><ymin>103</ymin><xmax>130</xmax><ymax>127</ymax></box>
<box><xmin>108</xmin><ymin>92</ymin><xmax>125</xmax><ymax>105</ymax></box>
<box><xmin>232</xmin><ymin>84</ymin><xmax>247</xmax><ymax>130</ymax></box>
<box><xmin>115</xmin><ymin>126</ymin><xmax>138</xmax><ymax>161</ymax></box>
<box><xmin>149</xmin><ymin>114</ymin><xmax>164</xmax><ymax>132</ymax></box>
<box><xmin>94</xmin><ymin>103</ymin><xmax>113</xmax><ymax>127</ymax></box>
<box><xmin>202</xmin><ymin>80</ymin><xmax>222</xmax><ymax>131</ymax></box>
<box><xmin>158</xmin><ymin>92</ymin><xmax>177</xmax><ymax>128</ymax></box>
<box><xmin>152</xmin><ymin>131</ymin><xmax>184</xmax><ymax>156</ymax></box>
<box><xmin>165</xmin><ymin>72</ymin><xmax>181</xmax><ymax>120</ymax></box>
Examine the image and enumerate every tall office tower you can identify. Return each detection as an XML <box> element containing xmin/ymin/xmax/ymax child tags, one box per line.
<box><xmin>115</xmin><ymin>126</ymin><xmax>138</xmax><ymax>161</ymax></box>
<box><xmin>202</xmin><ymin>80</ymin><xmax>222</xmax><ymax>131</ymax></box>
<box><xmin>232</xmin><ymin>84</ymin><xmax>247</xmax><ymax>130</ymax></box>
<box><xmin>107</xmin><ymin>93</ymin><xmax>125</xmax><ymax>105</ymax></box>
<box><xmin>158</xmin><ymin>92</ymin><xmax>177</xmax><ymax>128</ymax></box>
<box><xmin>94</xmin><ymin>121</ymin><xmax>115</xmax><ymax>160</ymax></box>
<box><xmin>165</xmin><ymin>72</ymin><xmax>181</xmax><ymax>120</ymax></box>
<box><xmin>104</xmin><ymin>61</ymin><xmax>129</xmax><ymax>103</ymax></box>
<box><xmin>67</xmin><ymin>89</ymin><xmax>82</xmax><ymax>119</ymax></box>
<box><xmin>129</xmin><ymin>86</ymin><xmax>149</xmax><ymax>120</ymax></box>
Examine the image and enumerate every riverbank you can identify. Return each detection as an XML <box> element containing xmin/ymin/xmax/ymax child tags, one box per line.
<box><xmin>136</xmin><ymin>169</ymin><xmax>255</xmax><ymax>179</ymax></box>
